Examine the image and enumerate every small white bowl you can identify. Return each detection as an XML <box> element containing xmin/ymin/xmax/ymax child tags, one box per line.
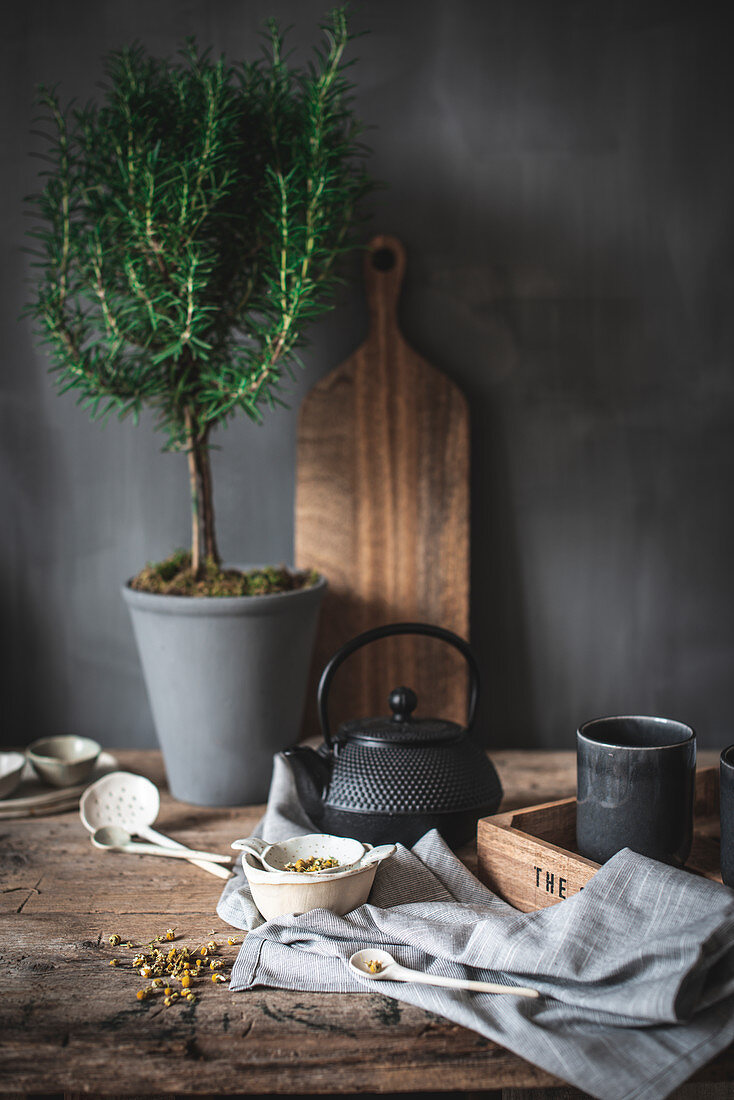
<box><xmin>27</xmin><ymin>736</ymin><xmax>101</xmax><ymax>788</ymax></box>
<box><xmin>237</xmin><ymin>833</ymin><xmax>394</xmax><ymax>922</ymax></box>
<box><xmin>0</xmin><ymin>751</ymin><xmax>26</xmax><ymax>799</ymax></box>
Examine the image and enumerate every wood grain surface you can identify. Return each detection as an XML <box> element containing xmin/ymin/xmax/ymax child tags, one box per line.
<box><xmin>0</xmin><ymin>748</ymin><xmax>726</xmax><ymax>1099</ymax></box>
<box><xmin>295</xmin><ymin>234</ymin><xmax>470</xmax><ymax>739</ymax></box>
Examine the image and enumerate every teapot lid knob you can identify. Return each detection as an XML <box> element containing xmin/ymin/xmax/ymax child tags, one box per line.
<box><xmin>389</xmin><ymin>686</ymin><xmax>417</xmax><ymax>723</ymax></box>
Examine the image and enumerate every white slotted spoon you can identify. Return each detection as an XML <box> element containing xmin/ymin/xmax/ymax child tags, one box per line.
<box><xmin>79</xmin><ymin>771</ymin><xmax>231</xmax><ymax>880</ymax></box>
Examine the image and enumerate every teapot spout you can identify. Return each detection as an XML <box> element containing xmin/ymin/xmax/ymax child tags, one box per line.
<box><xmin>283</xmin><ymin>746</ymin><xmax>332</xmax><ymax>827</ymax></box>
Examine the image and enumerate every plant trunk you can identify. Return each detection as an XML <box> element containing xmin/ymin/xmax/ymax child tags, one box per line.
<box><xmin>185</xmin><ymin>411</ymin><xmax>220</xmax><ymax>578</ymax></box>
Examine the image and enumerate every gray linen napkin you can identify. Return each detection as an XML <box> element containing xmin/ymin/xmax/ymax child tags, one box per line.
<box><xmin>217</xmin><ymin>754</ymin><xmax>734</xmax><ymax>1100</ymax></box>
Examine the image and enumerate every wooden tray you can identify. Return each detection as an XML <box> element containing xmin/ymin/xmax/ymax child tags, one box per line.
<box><xmin>476</xmin><ymin>766</ymin><xmax>722</xmax><ymax>912</ymax></box>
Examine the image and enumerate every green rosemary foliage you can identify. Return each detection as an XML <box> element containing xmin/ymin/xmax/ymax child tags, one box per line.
<box><xmin>25</xmin><ymin>9</ymin><xmax>373</xmax><ymax>453</ymax></box>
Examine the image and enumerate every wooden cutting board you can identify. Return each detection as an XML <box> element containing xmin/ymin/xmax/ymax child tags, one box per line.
<box><xmin>295</xmin><ymin>234</ymin><xmax>470</xmax><ymax>739</ymax></box>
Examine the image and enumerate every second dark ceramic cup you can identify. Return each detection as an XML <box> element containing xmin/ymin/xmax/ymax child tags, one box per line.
<box><xmin>576</xmin><ymin>716</ymin><xmax>696</xmax><ymax>866</ymax></box>
<box><xmin>720</xmin><ymin>746</ymin><xmax>734</xmax><ymax>888</ymax></box>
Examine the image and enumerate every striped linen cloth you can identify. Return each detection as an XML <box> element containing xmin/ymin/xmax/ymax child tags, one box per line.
<box><xmin>217</xmin><ymin>754</ymin><xmax>734</xmax><ymax>1100</ymax></box>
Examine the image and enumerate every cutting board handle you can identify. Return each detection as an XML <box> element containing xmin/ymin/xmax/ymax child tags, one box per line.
<box><xmin>364</xmin><ymin>234</ymin><xmax>406</xmax><ymax>332</ymax></box>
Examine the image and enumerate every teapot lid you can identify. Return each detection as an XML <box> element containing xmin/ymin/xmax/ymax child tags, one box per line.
<box><xmin>335</xmin><ymin>687</ymin><xmax>465</xmax><ymax>746</ymax></box>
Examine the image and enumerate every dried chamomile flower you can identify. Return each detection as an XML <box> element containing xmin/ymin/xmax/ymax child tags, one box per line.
<box><xmin>108</xmin><ymin>933</ymin><xmax>121</xmax><ymax>946</ymax></box>
<box><xmin>106</xmin><ymin>924</ymin><xmax>234</xmax><ymax>1009</ymax></box>
<box><xmin>285</xmin><ymin>856</ymin><xmax>338</xmax><ymax>873</ymax></box>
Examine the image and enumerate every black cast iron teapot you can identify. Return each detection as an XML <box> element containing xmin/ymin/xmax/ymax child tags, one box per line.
<box><xmin>284</xmin><ymin>622</ymin><xmax>503</xmax><ymax>848</ymax></box>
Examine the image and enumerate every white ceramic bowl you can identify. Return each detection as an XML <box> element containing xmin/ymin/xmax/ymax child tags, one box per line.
<box><xmin>0</xmin><ymin>751</ymin><xmax>26</xmax><ymax>799</ymax></box>
<box><xmin>238</xmin><ymin>833</ymin><xmax>394</xmax><ymax>921</ymax></box>
<box><xmin>27</xmin><ymin>736</ymin><xmax>101</xmax><ymax>788</ymax></box>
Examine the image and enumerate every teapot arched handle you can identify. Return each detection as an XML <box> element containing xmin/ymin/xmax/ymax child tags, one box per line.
<box><xmin>317</xmin><ymin>622</ymin><xmax>480</xmax><ymax>749</ymax></box>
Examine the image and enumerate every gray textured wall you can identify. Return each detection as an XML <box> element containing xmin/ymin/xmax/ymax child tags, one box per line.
<box><xmin>2</xmin><ymin>1</ymin><xmax>733</xmax><ymax>752</ymax></box>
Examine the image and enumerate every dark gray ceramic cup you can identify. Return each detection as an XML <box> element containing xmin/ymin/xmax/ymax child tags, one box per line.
<box><xmin>719</xmin><ymin>746</ymin><xmax>734</xmax><ymax>888</ymax></box>
<box><xmin>576</xmin><ymin>716</ymin><xmax>696</xmax><ymax>866</ymax></box>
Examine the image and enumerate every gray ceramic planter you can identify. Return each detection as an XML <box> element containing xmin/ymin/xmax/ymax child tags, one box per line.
<box><xmin>122</xmin><ymin>573</ymin><xmax>326</xmax><ymax>806</ymax></box>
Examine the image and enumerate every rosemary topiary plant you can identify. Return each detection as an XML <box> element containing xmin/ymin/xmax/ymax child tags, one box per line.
<box><xmin>26</xmin><ymin>8</ymin><xmax>373</xmax><ymax>590</ymax></box>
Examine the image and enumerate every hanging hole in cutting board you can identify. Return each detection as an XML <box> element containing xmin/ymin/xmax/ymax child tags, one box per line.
<box><xmin>371</xmin><ymin>247</ymin><xmax>396</xmax><ymax>272</ymax></box>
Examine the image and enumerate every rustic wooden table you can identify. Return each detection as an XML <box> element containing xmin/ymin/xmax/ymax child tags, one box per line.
<box><xmin>1</xmin><ymin>748</ymin><xmax>730</xmax><ymax>1099</ymax></box>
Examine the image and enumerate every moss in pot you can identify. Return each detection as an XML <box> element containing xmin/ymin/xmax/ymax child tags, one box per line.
<box><xmin>25</xmin><ymin>10</ymin><xmax>375</xmax><ymax>804</ymax></box>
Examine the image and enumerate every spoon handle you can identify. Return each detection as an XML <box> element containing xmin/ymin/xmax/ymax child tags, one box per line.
<box><xmin>140</xmin><ymin>825</ymin><xmax>232</xmax><ymax>880</ymax></box>
<box><xmin>388</xmin><ymin>964</ymin><xmax>539</xmax><ymax>999</ymax></box>
<box><xmin>117</xmin><ymin>841</ymin><xmax>232</xmax><ymax>863</ymax></box>
<box><xmin>231</xmin><ymin>837</ymin><xmax>268</xmax><ymax>855</ymax></box>
<box><xmin>358</xmin><ymin>843</ymin><xmax>396</xmax><ymax>867</ymax></box>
